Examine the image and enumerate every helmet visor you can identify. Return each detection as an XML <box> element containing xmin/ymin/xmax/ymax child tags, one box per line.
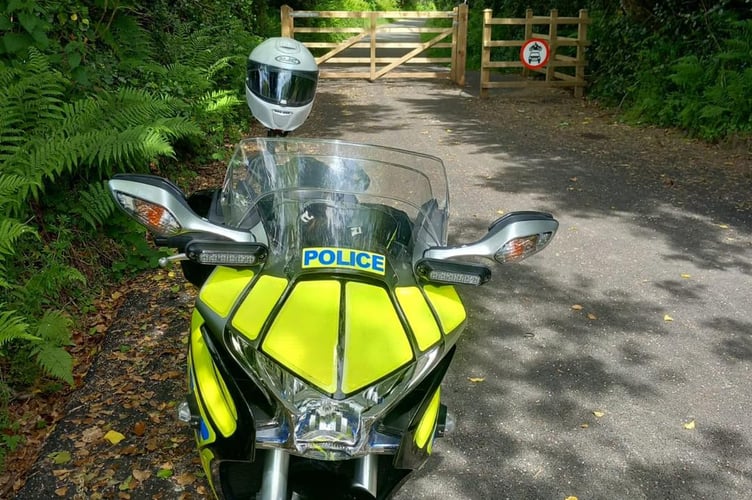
<box><xmin>247</xmin><ymin>62</ymin><xmax>318</xmax><ymax>107</ymax></box>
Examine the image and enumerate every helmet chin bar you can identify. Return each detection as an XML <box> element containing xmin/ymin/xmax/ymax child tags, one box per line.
<box><xmin>246</xmin><ymin>87</ymin><xmax>313</xmax><ymax>134</ymax></box>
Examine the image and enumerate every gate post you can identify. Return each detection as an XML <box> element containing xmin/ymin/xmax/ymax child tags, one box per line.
<box><xmin>369</xmin><ymin>11</ymin><xmax>377</xmax><ymax>81</ymax></box>
<box><xmin>281</xmin><ymin>5</ymin><xmax>293</xmax><ymax>38</ymax></box>
<box><xmin>451</xmin><ymin>7</ymin><xmax>457</xmax><ymax>83</ymax></box>
<box><xmin>522</xmin><ymin>9</ymin><xmax>533</xmax><ymax>78</ymax></box>
<box><xmin>546</xmin><ymin>9</ymin><xmax>559</xmax><ymax>84</ymax></box>
<box><xmin>454</xmin><ymin>3</ymin><xmax>468</xmax><ymax>86</ymax></box>
<box><xmin>480</xmin><ymin>9</ymin><xmax>492</xmax><ymax>98</ymax></box>
<box><xmin>575</xmin><ymin>9</ymin><xmax>589</xmax><ymax>98</ymax></box>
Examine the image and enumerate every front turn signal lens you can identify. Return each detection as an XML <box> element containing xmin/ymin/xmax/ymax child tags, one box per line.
<box><xmin>495</xmin><ymin>232</ymin><xmax>553</xmax><ymax>264</ymax></box>
<box><xmin>114</xmin><ymin>192</ymin><xmax>181</xmax><ymax>236</ymax></box>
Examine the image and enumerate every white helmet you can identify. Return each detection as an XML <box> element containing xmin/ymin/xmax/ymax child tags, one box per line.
<box><xmin>246</xmin><ymin>37</ymin><xmax>319</xmax><ymax>133</ymax></box>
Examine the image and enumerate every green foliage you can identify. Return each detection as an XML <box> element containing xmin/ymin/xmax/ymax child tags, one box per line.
<box><xmin>0</xmin><ymin>48</ymin><xmax>202</xmax><ymax>395</ymax></box>
<box><xmin>588</xmin><ymin>3</ymin><xmax>752</xmax><ymax>140</ymax></box>
<box><xmin>458</xmin><ymin>0</ymin><xmax>751</xmax><ymax>140</ymax></box>
<box><xmin>2</xmin><ymin>0</ymin><xmax>154</xmax><ymax>89</ymax></box>
<box><xmin>0</xmin><ymin>310</ymin><xmax>38</xmax><ymax>347</ymax></box>
<box><xmin>72</xmin><ymin>181</ymin><xmax>117</xmax><ymax>230</ymax></box>
<box><xmin>31</xmin><ymin>311</ymin><xmax>74</xmax><ymax>385</ymax></box>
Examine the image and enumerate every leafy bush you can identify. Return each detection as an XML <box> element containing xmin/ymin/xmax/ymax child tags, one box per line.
<box><xmin>588</xmin><ymin>3</ymin><xmax>752</xmax><ymax>140</ymax></box>
<box><xmin>0</xmin><ymin>49</ymin><xmax>203</xmax><ymax>393</ymax></box>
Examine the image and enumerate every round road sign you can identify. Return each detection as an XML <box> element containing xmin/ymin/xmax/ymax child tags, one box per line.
<box><xmin>520</xmin><ymin>38</ymin><xmax>550</xmax><ymax>70</ymax></box>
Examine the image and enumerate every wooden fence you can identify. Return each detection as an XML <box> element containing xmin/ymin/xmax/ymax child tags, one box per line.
<box><xmin>281</xmin><ymin>5</ymin><xmax>467</xmax><ymax>85</ymax></box>
<box><xmin>481</xmin><ymin>9</ymin><xmax>590</xmax><ymax>98</ymax></box>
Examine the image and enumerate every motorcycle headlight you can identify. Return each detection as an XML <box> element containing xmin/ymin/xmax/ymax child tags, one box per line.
<box><xmin>229</xmin><ymin>332</ymin><xmax>440</xmax><ymax>460</ymax></box>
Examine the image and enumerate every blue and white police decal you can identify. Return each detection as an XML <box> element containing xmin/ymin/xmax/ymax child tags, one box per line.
<box><xmin>302</xmin><ymin>247</ymin><xmax>386</xmax><ymax>275</ymax></box>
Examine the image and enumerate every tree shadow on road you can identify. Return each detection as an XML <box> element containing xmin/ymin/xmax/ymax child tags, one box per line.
<box><xmin>372</xmin><ymin>84</ymin><xmax>752</xmax><ymax>498</ymax></box>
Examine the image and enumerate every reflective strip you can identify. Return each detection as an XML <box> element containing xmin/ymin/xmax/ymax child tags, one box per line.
<box><xmin>342</xmin><ymin>282</ymin><xmax>413</xmax><ymax>394</ymax></box>
<box><xmin>395</xmin><ymin>286</ymin><xmax>441</xmax><ymax>351</ymax></box>
<box><xmin>199</xmin><ymin>267</ymin><xmax>255</xmax><ymax>317</ymax></box>
<box><xmin>191</xmin><ymin>311</ymin><xmax>237</xmax><ymax>438</ymax></box>
<box><xmin>232</xmin><ymin>275</ymin><xmax>289</xmax><ymax>341</ymax></box>
<box><xmin>263</xmin><ymin>281</ymin><xmax>340</xmax><ymax>394</ymax></box>
<box><xmin>424</xmin><ymin>285</ymin><xmax>466</xmax><ymax>335</ymax></box>
<box><xmin>415</xmin><ymin>388</ymin><xmax>441</xmax><ymax>451</ymax></box>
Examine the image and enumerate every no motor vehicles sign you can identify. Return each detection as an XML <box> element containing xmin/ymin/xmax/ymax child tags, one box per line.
<box><xmin>520</xmin><ymin>38</ymin><xmax>550</xmax><ymax>70</ymax></box>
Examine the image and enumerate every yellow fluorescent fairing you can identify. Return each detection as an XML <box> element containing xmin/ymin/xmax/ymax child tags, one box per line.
<box><xmin>233</xmin><ymin>275</ymin><xmax>464</xmax><ymax>395</ymax></box>
<box><xmin>415</xmin><ymin>388</ymin><xmax>441</xmax><ymax>452</ymax></box>
<box><xmin>423</xmin><ymin>285</ymin><xmax>466</xmax><ymax>334</ymax></box>
<box><xmin>191</xmin><ymin>310</ymin><xmax>238</xmax><ymax>438</ymax></box>
<box><xmin>232</xmin><ymin>275</ymin><xmax>289</xmax><ymax>341</ymax></box>
<box><xmin>199</xmin><ymin>448</ymin><xmax>216</xmax><ymax>495</ymax></box>
<box><xmin>199</xmin><ymin>267</ymin><xmax>255</xmax><ymax>317</ymax></box>
<box><xmin>263</xmin><ymin>280</ymin><xmax>341</xmax><ymax>394</ymax></box>
<box><xmin>342</xmin><ymin>282</ymin><xmax>412</xmax><ymax>393</ymax></box>
<box><xmin>395</xmin><ymin>287</ymin><xmax>442</xmax><ymax>351</ymax></box>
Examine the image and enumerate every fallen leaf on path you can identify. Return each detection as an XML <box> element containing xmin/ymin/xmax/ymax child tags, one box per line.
<box><xmin>683</xmin><ymin>419</ymin><xmax>696</xmax><ymax>430</ymax></box>
<box><xmin>718</xmin><ymin>224</ymin><xmax>729</xmax><ymax>229</ymax></box>
<box><xmin>104</xmin><ymin>430</ymin><xmax>126</xmax><ymax>445</ymax></box>
<box><xmin>593</xmin><ymin>410</ymin><xmax>605</xmax><ymax>418</ymax></box>
<box><xmin>664</xmin><ymin>314</ymin><xmax>674</xmax><ymax>322</ymax></box>
<box><xmin>80</xmin><ymin>426</ymin><xmax>104</xmax><ymax>444</ymax></box>
<box><xmin>133</xmin><ymin>421</ymin><xmax>146</xmax><ymax>436</ymax></box>
<box><xmin>680</xmin><ymin>274</ymin><xmax>691</xmax><ymax>279</ymax></box>
<box><xmin>119</xmin><ymin>476</ymin><xmax>134</xmax><ymax>491</ymax></box>
<box><xmin>157</xmin><ymin>467</ymin><xmax>173</xmax><ymax>479</ymax></box>
<box><xmin>55</xmin><ymin>487</ymin><xmax>68</xmax><ymax>497</ymax></box>
<box><xmin>48</xmin><ymin>450</ymin><xmax>72</xmax><ymax>465</ymax></box>
<box><xmin>468</xmin><ymin>377</ymin><xmax>485</xmax><ymax>383</ymax></box>
<box><xmin>587</xmin><ymin>313</ymin><xmax>597</xmax><ymax>320</ymax></box>
<box><xmin>175</xmin><ymin>472</ymin><xmax>196</xmax><ymax>486</ymax></box>
<box><xmin>571</xmin><ymin>304</ymin><xmax>583</xmax><ymax>311</ymax></box>
<box><xmin>132</xmin><ymin>469</ymin><xmax>151</xmax><ymax>482</ymax></box>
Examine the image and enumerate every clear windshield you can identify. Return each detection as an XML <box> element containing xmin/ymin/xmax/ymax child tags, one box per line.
<box><xmin>220</xmin><ymin>138</ymin><xmax>449</xmax><ymax>276</ymax></box>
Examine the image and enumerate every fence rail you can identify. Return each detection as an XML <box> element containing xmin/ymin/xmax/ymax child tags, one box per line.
<box><xmin>281</xmin><ymin>5</ymin><xmax>467</xmax><ymax>84</ymax></box>
<box><xmin>481</xmin><ymin>9</ymin><xmax>590</xmax><ymax>98</ymax></box>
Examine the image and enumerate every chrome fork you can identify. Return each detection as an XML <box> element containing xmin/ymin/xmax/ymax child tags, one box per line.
<box><xmin>353</xmin><ymin>454</ymin><xmax>378</xmax><ymax>497</ymax></box>
<box><xmin>259</xmin><ymin>449</ymin><xmax>290</xmax><ymax>500</ymax></box>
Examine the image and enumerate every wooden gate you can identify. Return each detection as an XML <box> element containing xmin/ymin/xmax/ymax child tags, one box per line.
<box><xmin>481</xmin><ymin>9</ymin><xmax>590</xmax><ymax>97</ymax></box>
<box><xmin>281</xmin><ymin>5</ymin><xmax>467</xmax><ymax>85</ymax></box>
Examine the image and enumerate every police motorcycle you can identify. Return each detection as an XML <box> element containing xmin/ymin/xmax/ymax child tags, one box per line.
<box><xmin>107</xmin><ymin>39</ymin><xmax>558</xmax><ymax>500</ymax></box>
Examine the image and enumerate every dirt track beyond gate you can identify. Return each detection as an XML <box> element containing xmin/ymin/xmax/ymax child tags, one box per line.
<box><xmin>13</xmin><ymin>76</ymin><xmax>752</xmax><ymax>499</ymax></box>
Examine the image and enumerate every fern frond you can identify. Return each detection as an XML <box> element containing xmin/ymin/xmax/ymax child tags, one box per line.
<box><xmin>0</xmin><ymin>218</ymin><xmax>37</xmax><ymax>260</ymax></box>
<box><xmin>206</xmin><ymin>57</ymin><xmax>233</xmax><ymax>80</ymax></box>
<box><xmin>0</xmin><ymin>308</ymin><xmax>39</xmax><ymax>346</ymax></box>
<box><xmin>32</xmin><ymin>309</ymin><xmax>75</xmax><ymax>384</ymax></box>
<box><xmin>197</xmin><ymin>90</ymin><xmax>242</xmax><ymax>113</ymax></box>
<box><xmin>35</xmin><ymin>310</ymin><xmax>73</xmax><ymax>346</ymax></box>
<box><xmin>148</xmin><ymin>117</ymin><xmax>203</xmax><ymax>141</ymax></box>
<box><xmin>72</xmin><ymin>181</ymin><xmax>117</xmax><ymax>229</ymax></box>
<box><xmin>0</xmin><ymin>174</ymin><xmax>30</xmax><ymax>202</ymax></box>
<box><xmin>34</xmin><ymin>344</ymin><xmax>74</xmax><ymax>385</ymax></box>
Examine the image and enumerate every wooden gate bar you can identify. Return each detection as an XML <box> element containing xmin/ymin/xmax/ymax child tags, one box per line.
<box><xmin>280</xmin><ymin>4</ymin><xmax>467</xmax><ymax>85</ymax></box>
